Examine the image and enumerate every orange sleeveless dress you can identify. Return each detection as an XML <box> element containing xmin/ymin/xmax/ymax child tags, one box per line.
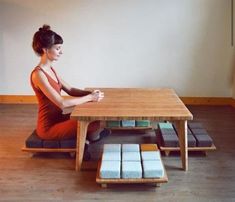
<box><xmin>30</xmin><ymin>66</ymin><xmax>99</xmax><ymax>140</ymax></box>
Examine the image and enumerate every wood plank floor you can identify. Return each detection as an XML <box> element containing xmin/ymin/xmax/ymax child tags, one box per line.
<box><xmin>0</xmin><ymin>104</ymin><xmax>235</xmax><ymax>201</ymax></box>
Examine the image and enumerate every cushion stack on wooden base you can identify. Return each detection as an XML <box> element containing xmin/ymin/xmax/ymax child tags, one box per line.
<box><xmin>100</xmin><ymin>144</ymin><xmax>165</xmax><ymax>179</ymax></box>
<box><xmin>158</xmin><ymin>123</ymin><xmax>179</xmax><ymax>147</ymax></box>
<box><xmin>106</xmin><ymin>120</ymin><xmax>151</xmax><ymax>128</ymax></box>
<box><xmin>25</xmin><ymin>130</ymin><xmax>76</xmax><ymax>149</ymax></box>
<box><xmin>188</xmin><ymin>122</ymin><xmax>213</xmax><ymax>147</ymax></box>
<box><xmin>158</xmin><ymin>122</ymin><xmax>213</xmax><ymax>148</ymax></box>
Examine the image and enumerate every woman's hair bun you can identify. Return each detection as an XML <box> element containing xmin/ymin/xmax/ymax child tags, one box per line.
<box><xmin>39</xmin><ymin>24</ymin><xmax>51</xmax><ymax>32</ymax></box>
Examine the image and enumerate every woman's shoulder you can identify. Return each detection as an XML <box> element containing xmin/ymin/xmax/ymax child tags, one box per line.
<box><xmin>31</xmin><ymin>67</ymin><xmax>47</xmax><ymax>83</ymax></box>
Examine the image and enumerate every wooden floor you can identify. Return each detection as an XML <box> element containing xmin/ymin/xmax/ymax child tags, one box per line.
<box><xmin>0</xmin><ymin>104</ymin><xmax>235</xmax><ymax>201</ymax></box>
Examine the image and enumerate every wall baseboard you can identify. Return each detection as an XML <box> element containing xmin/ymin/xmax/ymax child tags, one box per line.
<box><xmin>180</xmin><ymin>97</ymin><xmax>233</xmax><ymax>106</ymax></box>
<box><xmin>0</xmin><ymin>95</ymin><xmax>235</xmax><ymax>107</ymax></box>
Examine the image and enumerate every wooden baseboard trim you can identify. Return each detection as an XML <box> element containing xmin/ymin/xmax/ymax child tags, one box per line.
<box><xmin>0</xmin><ymin>95</ymin><xmax>235</xmax><ymax>107</ymax></box>
<box><xmin>0</xmin><ymin>95</ymin><xmax>37</xmax><ymax>104</ymax></box>
<box><xmin>180</xmin><ymin>97</ymin><xmax>233</xmax><ymax>106</ymax></box>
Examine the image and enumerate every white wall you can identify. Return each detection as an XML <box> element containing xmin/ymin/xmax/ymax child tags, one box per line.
<box><xmin>0</xmin><ymin>0</ymin><xmax>234</xmax><ymax>96</ymax></box>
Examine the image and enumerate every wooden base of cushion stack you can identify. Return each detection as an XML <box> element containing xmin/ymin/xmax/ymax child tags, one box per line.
<box><xmin>158</xmin><ymin>122</ymin><xmax>216</xmax><ymax>156</ymax></box>
<box><xmin>21</xmin><ymin>130</ymin><xmax>76</xmax><ymax>153</ymax></box>
<box><xmin>96</xmin><ymin>144</ymin><xmax>168</xmax><ymax>188</ymax></box>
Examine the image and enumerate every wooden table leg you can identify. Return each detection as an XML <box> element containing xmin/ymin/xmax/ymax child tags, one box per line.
<box><xmin>76</xmin><ymin>121</ymin><xmax>90</xmax><ymax>171</ymax></box>
<box><xmin>176</xmin><ymin>120</ymin><xmax>188</xmax><ymax>171</ymax></box>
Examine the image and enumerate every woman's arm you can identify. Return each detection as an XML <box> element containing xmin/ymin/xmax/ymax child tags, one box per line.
<box><xmin>31</xmin><ymin>70</ymin><xmax>101</xmax><ymax>110</ymax></box>
<box><xmin>59</xmin><ymin>77</ymin><xmax>91</xmax><ymax>97</ymax></box>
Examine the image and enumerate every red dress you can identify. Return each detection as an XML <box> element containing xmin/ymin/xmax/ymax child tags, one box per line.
<box><xmin>30</xmin><ymin>66</ymin><xmax>99</xmax><ymax>140</ymax></box>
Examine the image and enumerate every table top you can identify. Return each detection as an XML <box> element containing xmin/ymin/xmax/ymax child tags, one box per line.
<box><xmin>70</xmin><ymin>88</ymin><xmax>193</xmax><ymax>121</ymax></box>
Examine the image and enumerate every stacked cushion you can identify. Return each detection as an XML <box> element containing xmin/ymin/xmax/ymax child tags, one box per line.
<box><xmin>188</xmin><ymin>122</ymin><xmax>213</xmax><ymax>147</ymax></box>
<box><xmin>158</xmin><ymin>121</ymin><xmax>214</xmax><ymax>148</ymax></box>
<box><xmin>141</xmin><ymin>144</ymin><xmax>164</xmax><ymax>178</ymax></box>
<box><xmin>121</xmin><ymin>120</ymin><xmax>136</xmax><ymax>127</ymax></box>
<box><xmin>25</xmin><ymin>130</ymin><xmax>76</xmax><ymax>149</ymax></box>
<box><xmin>100</xmin><ymin>144</ymin><xmax>121</xmax><ymax>179</ymax></box>
<box><xmin>136</xmin><ymin>120</ymin><xmax>151</xmax><ymax>127</ymax></box>
<box><xmin>158</xmin><ymin>123</ymin><xmax>179</xmax><ymax>147</ymax></box>
<box><xmin>106</xmin><ymin>121</ymin><xmax>121</xmax><ymax>128</ymax></box>
<box><xmin>100</xmin><ymin>144</ymin><xmax>165</xmax><ymax>179</ymax></box>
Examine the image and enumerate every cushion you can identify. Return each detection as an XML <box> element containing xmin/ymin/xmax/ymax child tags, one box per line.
<box><xmin>25</xmin><ymin>130</ymin><xmax>43</xmax><ymax>148</ymax></box>
<box><xmin>158</xmin><ymin>122</ymin><xmax>174</xmax><ymax>129</ymax></box>
<box><xmin>60</xmin><ymin>139</ymin><xmax>76</xmax><ymax>148</ymax></box>
<box><xmin>135</xmin><ymin>120</ymin><xmax>150</xmax><ymax>127</ymax></box>
<box><xmin>188</xmin><ymin>122</ymin><xmax>203</xmax><ymax>129</ymax></box>
<box><xmin>121</xmin><ymin>120</ymin><xmax>136</xmax><ymax>127</ymax></box>
<box><xmin>122</xmin><ymin>152</ymin><xmax>141</xmax><ymax>161</ymax></box>
<box><xmin>160</xmin><ymin>128</ymin><xmax>177</xmax><ymax>136</ymax></box>
<box><xmin>191</xmin><ymin>128</ymin><xmax>209</xmax><ymax>135</ymax></box>
<box><xmin>106</xmin><ymin>121</ymin><xmax>121</xmax><ymax>128</ymax></box>
<box><xmin>122</xmin><ymin>161</ymin><xmax>142</xmax><ymax>178</ymax></box>
<box><xmin>162</xmin><ymin>134</ymin><xmax>179</xmax><ymax>147</ymax></box>
<box><xmin>142</xmin><ymin>160</ymin><xmax>164</xmax><ymax>178</ymax></box>
<box><xmin>141</xmin><ymin>151</ymin><xmax>161</xmax><ymax>161</ymax></box>
<box><xmin>43</xmin><ymin>140</ymin><xmax>60</xmax><ymax>148</ymax></box>
<box><xmin>194</xmin><ymin>134</ymin><xmax>213</xmax><ymax>147</ymax></box>
<box><xmin>140</xmin><ymin>144</ymin><xmax>159</xmax><ymax>151</ymax></box>
<box><xmin>122</xmin><ymin>144</ymin><xmax>140</xmax><ymax>152</ymax></box>
<box><xmin>187</xmin><ymin>134</ymin><xmax>196</xmax><ymax>147</ymax></box>
<box><xmin>103</xmin><ymin>144</ymin><xmax>121</xmax><ymax>152</ymax></box>
<box><xmin>100</xmin><ymin>161</ymin><xmax>121</xmax><ymax>179</ymax></box>
<box><xmin>102</xmin><ymin>152</ymin><xmax>121</xmax><ymax>161</ymax></box>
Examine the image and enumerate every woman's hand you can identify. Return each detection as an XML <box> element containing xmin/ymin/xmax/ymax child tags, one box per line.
<box><xmin>90</xmin><ymin>90</ymin><xmax>104</xmax><ymax>102</ymax></box>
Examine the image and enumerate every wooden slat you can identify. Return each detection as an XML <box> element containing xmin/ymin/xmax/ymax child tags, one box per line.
<box><xmin>21</xmin><ymin>147</ymin><xmax>76</xmax><ymax>153</ymax></box>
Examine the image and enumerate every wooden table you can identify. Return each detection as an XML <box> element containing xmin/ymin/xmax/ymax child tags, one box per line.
<box><xmin>70</xmin><ymin>88</ymin><xmax>193</xmax><ymax>171</ymax></box>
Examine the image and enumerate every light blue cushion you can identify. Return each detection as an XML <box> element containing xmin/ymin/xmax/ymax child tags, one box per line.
<box><xmin>122</xmin><ymin>152</ymin><xmax>141</xmax><ymax>161</ymax></box>
<box><xmin>122</xmin><ymin>161</ymin><xmax>142</xmax><ymax>179</ymax></box>
<box><xmin>103</xmin><ymin>144</ymin><xmax>121</xmax><ymax>152</ymax></box>
<box><xmin>122</xmin><ymin>144</ymin><xmax>140</xmax><ymax>152</ymax></box>
<box><xmin>121</xmin><ymin>120</ymin><xmax>135</xmax><ymax>127</ymax></box>
<box><xmin>141</xmin><ymin>151</ymin><xmax>161</xmax><ymax>161</ymax></box>
<box><xmin>100</xmin><ymin>161</ymin><xmax>121</xmax><ymax>179</ymax></box>
<box><xmin>158</xmin><ymin>122</ymin><xmax>174</xmax><ymax>129</ymax></box>
<box><xmin>142</xmin><ymin>160</ymin><xmax>164</xmax><ymax>178</ymax></box>
<box><xmin>102</xmin><ymin>152</ymin><xmax>121</xmax><ymax>161</ymax></box>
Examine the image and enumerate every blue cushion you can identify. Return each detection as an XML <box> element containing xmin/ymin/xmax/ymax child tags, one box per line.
<box><xmin>160</xmin><ymin>128</ymin><xmax>177</xmax><ymax>136</ymax></box>
<box><xmin>191</xmin><ymin>128</ymin><xmax>208</xmax><ymax>135</ymax></box>
<box><xmin>188</xmin><ymin>134</ymin><xmax>196</xmax><ymax>147</ymax></box>
<box><xmin>135</xmin><ymin>120</ymin><xmax>150</xmax><ymax>127</ymax></box>
<box><xmin>60</xmin><ymin>139</ymin><xmax>76</xmax><ymax>148</ymax></box>
<box><xmin>194</xmin><ymin>134</ymin><xmax>213</xmax><ymax>147</ymax></box>
<box><xmin>142</xmin><ymin>160</ymin><xmax>164</xmax><ymax>178</ymax></box>
<box><xmin>122</xmin><ymin>161</ymin><xmax>142</xmax><ymax>178</ymax></box>
<box><xmin>121</xmin><ymin>120</ymin><xmax>135</xmax><ymax>127</ymax></box>
<box><xmin>162</xmin><ymin>134</ymin><xmax>179</xmax><ymax>147</ymax></box>
<box><xmin>25</xmin><ymin>130</ymin><xmax>43</xmax><ymax>148</ymax></box>
<box><xmin>106</xmin><ymin>121</ymin><xmax>121</xmax><ymax>128</ymax></box>
<box><xmin>158</xmin><ymin>122</ymin><xmax>174</xmax><ymax>129</ymax></box>
<box><xmin>122</xmin><ymin>152</ymin><xmax>141</xmax><ymax>161</ymax></box>
<box><xmin>188</xmin><ymin>122</ymin><xmax>203</xmax><ymax>129</ymax></box>
<box><xmin>100</xmin><ymin>161</ymin><xmax>121</xmax><ymax>179</ymax></box>
<box><xmin>102</xmin><ymin>152</ymin><xmax>121</xmax><ymax>161</ymax></box>
<box><xmin>43</xmin><ymin>140</ymin><xmax>60</xmax><ymax>148</ymax></box>
<box><xmin>141</xmin><ymin>151</ymin><xmax>161</xmax><ymax>161</ymax></box>
<box><xmin>122</xmin><ymin>144</ymin><xmax>140</xmax><ymax>152</ymax></box>
<box><xmin>103</xmin><ymin>144</ymin><xmax>121</xmax><ymax>152</ymax></box>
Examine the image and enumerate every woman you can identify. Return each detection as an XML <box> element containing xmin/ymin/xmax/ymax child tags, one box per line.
<box><xmin>31</xmin><ymin>25</ymin><xmax>108</xmax><ymax>146</ymax></box>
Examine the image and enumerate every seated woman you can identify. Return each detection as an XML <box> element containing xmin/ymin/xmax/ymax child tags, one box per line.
<box><xmin>31</xmin><ymin>25</ymin><xmax>109</xmax><ymax>153</ymax></box>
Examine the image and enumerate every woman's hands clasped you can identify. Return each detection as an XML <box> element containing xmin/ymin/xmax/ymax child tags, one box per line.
<box><xmin>90</xmin><ymin>89</ymin><xmax>104</xmax><ymax>102</ymax></box>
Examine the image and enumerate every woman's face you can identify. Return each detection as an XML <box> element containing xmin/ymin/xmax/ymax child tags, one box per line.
<box><xmin>45</xmin><ymin>44</ymin><xmax>63</xmax><ymax>61</ymax></box>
